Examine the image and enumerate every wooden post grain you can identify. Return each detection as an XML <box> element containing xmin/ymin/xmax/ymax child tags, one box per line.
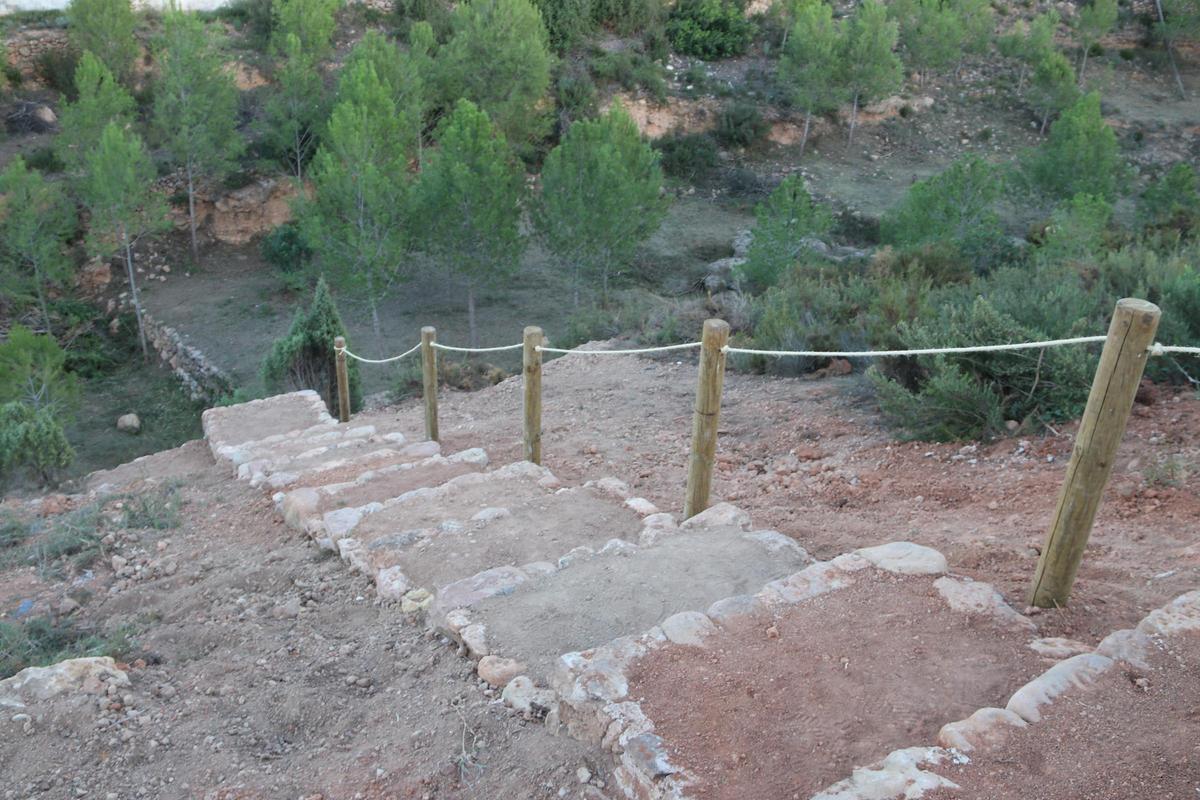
<box><xmin>1028</xmin><ymin>298</ymin><xmax>1161</xmax><ymax>608</ymax></box>
<box><xmin>684</xmin><ymin>319</ymin><xmax>730</xmax><ymax>519</ymax></box>
<box><xmin>334</xmin><ymin>336</ymin><xmax>350</xmax><ymax>423</ymax></box>
<box><xmin>523</xmin><ymin>326</ymin><xmax>544</xmax><ymax>465</ymax></box>
<box><xmin>421</xmin><ymin>326</ymin><xmax>439</xmax><ymax>442</ymax></box>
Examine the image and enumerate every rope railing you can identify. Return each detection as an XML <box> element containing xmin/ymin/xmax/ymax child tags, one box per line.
<box><xmin>336</xmin><ymin>334</ymin><xmax>1196</xmax><ymax>364</ymax></box>
<box><xmin>328</xmin><ymin>298</ymin><xmax>1192</xmax><ymax>609</ymax></box>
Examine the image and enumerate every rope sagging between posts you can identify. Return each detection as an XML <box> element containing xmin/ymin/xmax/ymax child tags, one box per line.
<box><xmin>431</xmin><ymin>342</ymin><xmax>526</xmax><ymax>354</ymax></box>
<box><xmin>536</xmin><ymin>341</ymin><xmax>703</xmax><ymax>355</ymax></box>
<box><xmin>335</xmin><ymin>342</ymin><xmax>421</xmax><ymax>364</ymax></box>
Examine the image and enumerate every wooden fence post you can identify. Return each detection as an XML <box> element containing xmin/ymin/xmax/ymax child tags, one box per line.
<box><xmin>684</xmin><ymin>319</ymin><xmax>730</xmax><ymax>519</ymax></box>
<box><xmin>421</xmin><ymin>326</ymin><xmax>439</xmax><ymax>442</ymax></box>
<box><xmin>523</xmin><ymin>326</ymin><xmax>544</xmax><ymax>465</ymax></box>
<box><xmin>334</xmin><ymin>336</ymin><xmax>350</xmax><ymax>423</ymax></box>
<box><xmin>1028</xmin><ymin>298</ymin><xmax>1161</xmax><ymax>608</ymax></box>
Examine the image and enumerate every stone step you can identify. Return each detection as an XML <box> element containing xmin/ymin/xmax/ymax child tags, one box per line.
<box><xmin>276</xmin><ymin>448</ymin><xmax>491</xmax><ymax>533</ymax></box>
<box><xmin>261</xmin><ymin>439</ymin><xmax>445</xmax><ymax>492</ymax></box>
<box><xmin>811</xmin><ymin>590</ymin><xmax>1200</xmax><ymax>800</ymax></box>
<box><xmin>237</xmin><ymin>430</ymin><xmax>418</xmax><ymax>488</ymax></box>
<box><xmin>201</xmin><ymin>390</ymin><xmax>335</xmax><ymax>462</ymax></box>
<box><xmin>432</xmin><ymin>503</ymin><xmax>812</xmax><ymax>685</ymax></box>
<box><xmin>549</xmin><ymin>542</ymin><xmax>1047</xmax><ymax>800</ymax></box>
<box><xmin>337</xmin><ymin>481</ymin><xmax>662</xmax><ymax>606</ymax></box>
<box><xmin>318</xmin><ymin>461</ymin><xmax>564</xmax><ymax>552</ymax></box>
<box><xmin>222</xmin><ymin>422</ymin><xmax>380</xmax><ymax>468</ymax></box>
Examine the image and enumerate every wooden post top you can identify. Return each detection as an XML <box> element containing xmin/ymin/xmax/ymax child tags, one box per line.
<box><xmin>421</xmin><ymin>326</ymin><xmax>436</xmax><ymax>336</ymax></box>
<box><xmin>334</xmin><ymin>336</ymin><xmax>345</xmax><ymax>348</ymax></box>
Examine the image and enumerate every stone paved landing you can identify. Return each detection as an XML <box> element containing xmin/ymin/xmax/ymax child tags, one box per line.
<box><xmin>434</xmin><ymin>503</ymin><xmax>811</xmax><ymax>680</ymax></box>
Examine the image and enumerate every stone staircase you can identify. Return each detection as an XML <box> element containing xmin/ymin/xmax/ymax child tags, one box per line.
<box><xmin>202</xmin><ymin>390</ymin><xmax>1194</xmax><ymax>800</ymax></box>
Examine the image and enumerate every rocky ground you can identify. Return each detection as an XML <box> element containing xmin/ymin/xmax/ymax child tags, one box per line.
<box><xmin>0</xmin><ymin>350</ymin><xmax>1197</xmax><ymax>800</ymax></box>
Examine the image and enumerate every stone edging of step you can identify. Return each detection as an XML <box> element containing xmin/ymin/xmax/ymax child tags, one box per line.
<box><xmin>272</xmin><ymin>447</ymin><xmax>482</xmax><ymax>530</ymax></box>
<box><xmin>316</xmin><ymin>460</ymin><xmax>561</xmax><ymax>549</ymax></box>
<box><xmin>810</xmin><ymin>588</ymin><xmax>1200</xmax><ymax>800</ymax></box>
<box><xmin>545</xmin><ymin>538</ymin><xmax>1040</xmax><ymax>800</ymax></box>
<box><xmin>265</xmin><ymin>440</ymin><xmax>450</xmax><ymax>493</ymax></box>
<box><xmin>237</xmin><ymin>426</ymin><xmax>388</xmax><ymax>485</ymax></box>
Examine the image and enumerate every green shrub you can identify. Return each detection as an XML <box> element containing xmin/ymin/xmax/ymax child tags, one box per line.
<box><xmin>555</xmin><ymin>66</ymin><xmax>598</xmax><ymax>126</ymax></box>
<box><xmin>210</xmin><ymin>0</ymin><xmax>274</xmax><ymax>41</ymax></box>
<box><xmin>1140</xmin><ymin>163</ymin><xmax>1200</xmax><ymax>234</ymax></box>
<box><xmin>654</xmin><ymin>131</ymin><xmax>718</xmax><ymax>179</ymax></box>
<box><xmin>588</xmin><ymin>49</ymin><xmax>667</xmax><ymax>101</ymax></box>
<box><xmin>262</xmin><ymin>277</ymin><xmax>362</xmax><ymax>415</ymax></box>
<box><xmin>395</xmin><ymin>0</ymin><xmax>454</xmax><ymax>38</ymax></box>
<box><xmin>870</xmin><ymin>361</ymin><xmax>1006</xmax><ymax>441</ymax></box>
<box><xmin>121</xmin><ymin>487</ymin><xmax>181</xmax><ymax>530</ymax></box>
<box><xmin>593</xmin><ymin>0</ymin><xmax>663</xmax><ymax>34</ymax></box>
<box><xmin>22</xmin><ymin>146</ymin><xmax>65</xmax><ymax>174</ymax></box>
<box><xmin>738</xmin><ymin>175</ymin><xmax>832</xmax><ymax>291</ymax></box>
<box><xmin>534</xmin><ymin>0</ymin><xmax>595</xmax><ymax>50</ymax></box>
<box><xmin>0</xmin><ymin>402</ymin><xmax>75</xmax><ymax>486</ymax></box>
<box><xmin>666</xmin><ymin>0</ymin><xmax>756</xmax><ymax>59</ymax></box>
<box><xmin>34</xmin><ymin>47</ymin><xmax>81</xmax><ymax>98</ymax></box>
<box><xmin>1038</xmin><ymin>193</ymin><xmax>1113</xmax><ymax>264</ymax></box>
<box><xmin>260</xmin><ymin>222</ymin><xmax>312</xmax><ymax>273</ymax></box>
<box><xmin>0</xmin><ymin>513</ymin><xmax>30</xmax><ymax>551</ymax></box>
<box><xmin>880</xmin><ymin>154</ymin><xmax>1009</xmax><ymax>273</ymax></box>
<box><xmin>560</xmin><ymin>304</ymin><xmax>624</xmax><ymax>348</ymax></box>
<box><xmin>872</xmin><ymin>295</ymin><xmax>1096</xmax><ymax>440</ymax></box>
<box><xmin>714</xmin><ymin>100</ymin><xmax>768</xmax><ymax>148</ymax></box>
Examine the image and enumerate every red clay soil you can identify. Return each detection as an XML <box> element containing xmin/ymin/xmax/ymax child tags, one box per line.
<box><xmin>623</xmin><ymin>574</ymin><xmax>1047</xmax><ymax>800</ymax></box>
<box><xmin>926</xmin><ymin>631</ymin><xmax>1200</xmax><ymax>800</ymax></box>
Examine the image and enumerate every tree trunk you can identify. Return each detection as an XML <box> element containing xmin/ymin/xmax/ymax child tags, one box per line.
<box><xmin>848</xmin><ymin>93</ymin><xmax>860</xmax><ymax>147</ymax></box>
<box><xmin>186</xmin><ymin>162</ymin><xmax>199</xmax><ymax>263</ymax></box>
<box><xmin>467</xmin><ymin>284</ymin><xmax>477</xmax><ymax>349</ymax></box>
<box><xmin>800</xmin><ymin>108</ymin><xmax>812</xmax><ymax>157</ymax></box>
<box><xmin>34</xmin><ymin>279</ymin><xmax>51</xmax><ymax>335</ymax></box>
<box><xmin>123</xmin><ymin>225</ymin><xmax>148</xmax><ymax>359</ymax></box>
<box><xmin>1153</xmin><ymin>0</ymin><xmax>1187</xmax><ymax>98</ymax></box>
<box><xmin>1078</xmin><ymin>47</ymin><xmax>1089</xmax><ymax>86</ymax></box>
<box><xmin>1040</xmin><ymin>109</ymin><xmax>1050</xmax><ymax>135</ymax></box>
<box><xmin>294</xmin><ymin>129</ymin><xmax>304</xmax><ymax>181</ymax></box>
<box><xmin>572</xmin><ymin>263</ymin><xmax>581</xmax><ymax>309</ymax></box>
<box><xmin>1017</xmin><ymin>63</ymin><xmax>1028</xmax><ymax>92</ymax></box>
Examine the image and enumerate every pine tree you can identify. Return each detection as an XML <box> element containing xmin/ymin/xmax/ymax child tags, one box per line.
<box><xmin>413</xmin><ymin>100</ymin><xmax>525</xmax><ymax>347</ymax></box>
<box><xmin>1029</xmin><ymin>49</ymin><xmax>1078</xmax><ymax>133</ymax></box>
<box><xmin>778</xmin><ymin>0</ymin><xmax>843</xmax><ymax>155</ymax></box>
<box><xmin>840</xmin><ymin>0</ymin><xmax>903</xmax><ymax>145</ymax></box>
<box><xmin>1075</xmin><ymin>0</ymin><xmax>1118</xmax><ymax>83</ymax></box>
<box><xmin>534</xmin><ymin>104</ymin><xmax>668</xmax><ymax>305</ymax></box>
<box><xmin>890</xmin><ymin>0</ymin><xmax>964</xmax><ymax>85</ymax></box>
<box><xmin>997</xmin><ymin>10</ymin><xmax>1058</xmax><ymax>90</ymax></box>
<box><xmin>1156</xmin><ymin>0</ymin><xmax>1198</xmax><ymax>98</ymax></box>
<box><xmin>262</xmin><ymin>33</ymin><xmax>326</xmax><ymax>179</ymax></box>
<box><xmin>951</xmin><ymin>0</ymin><xmax>995</xmax><ymax>61</ymax></box>
<box><xmin>153</xmin><ymin>9</ymin><xmax>244</xmax><ymax>261</ymax></box>
<box><xmin>739</xmin><ymin>175</ymin><xmax>832</xmax><ymax>291</ymax></box>
<box><xmin>1026</xmin><ymin>91</ymin><xmax>1122</xmax><ymax>200</ymax></box>
<box><xmin>341</xmin><ymin>30</ymin><xmax>424</xmax><ymax>161</ymax></box>
<box><xmin>270</xmin><ymin>0</ymin><xmax>340</xmax><ymax>60</ymax></box>
<box><xmin>66</xmin><ymin>0</ymin><xmax>138</xmax><ymax>85</ymax></box>
<box><xmin>433</xmin><ymin>0</ymin><xmax>554</xmax><ymax>153</ymax></box>
<box><xmin>55</xmin><ymin>51</ymin><xmax>135</xmax><ymax>175</ymax></box>
<box><xmin>297</xmin><ymin>61</ymin><xmax>409</xmax><ymax>347</ymax></box>
<box><xmin>0</xmin><ymin>158</ymin><xmax>77</xmax><ymax>333</ymax></box>
<box><xmin>262</xmin><ymin>276</ymin><xmax>362</xmax><ymax>415</ymax></box>
<box><xmin>81</xmin><ymin>123</ymin><xmax>169</xmax><ymax>358</ymax></box>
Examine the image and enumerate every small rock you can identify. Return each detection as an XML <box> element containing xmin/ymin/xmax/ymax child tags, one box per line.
<box><xmin>116</xmin><ymin>413</ymin><xmax>141</xmax><ymax>434</ymax></box>
<box><xmin>576</xmin><ymin>767</ymin><xmax>592</xmax><ymax>784</ymax></box>
<box><xmin>477</xmin><ymin>656</ymin><xmax>525</xmax><ymax>688</ymax></box>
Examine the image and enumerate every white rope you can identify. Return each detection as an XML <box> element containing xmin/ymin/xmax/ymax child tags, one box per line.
<box><xmin>431</xmin><ymin>342</ymin><xmax>525</xmax><ymax>353</ymax></box>
<box><xmin>536</xmin><ymin>341</ymin><xmax>704</xmax><ymax>355</ymax></box>
<box><xmin>1150</xmin><ymin>343</ymin><xmax>1200</xmax><ymax>356</ymax></box>
<box><xmin>722</xmin><ymin>335</ymin><xmax>1110</xmax><ymax>359</ymax></box>
<box><xmin>336</xmin><ymin>342</ymin><xmax>420</xmax><ymax>364</ymax></box>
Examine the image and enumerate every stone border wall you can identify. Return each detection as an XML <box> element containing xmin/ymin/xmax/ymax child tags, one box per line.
<box><xmin>141</xmin><ymin>311</ymin><xmax>235</xmax><ymax>405</ymax></box>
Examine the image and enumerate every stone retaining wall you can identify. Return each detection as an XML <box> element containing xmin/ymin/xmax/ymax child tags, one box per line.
<box><xmin>141</xmin><ymin>311</ymin><xmax>234</xmax><ymax>405</ymax></box>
